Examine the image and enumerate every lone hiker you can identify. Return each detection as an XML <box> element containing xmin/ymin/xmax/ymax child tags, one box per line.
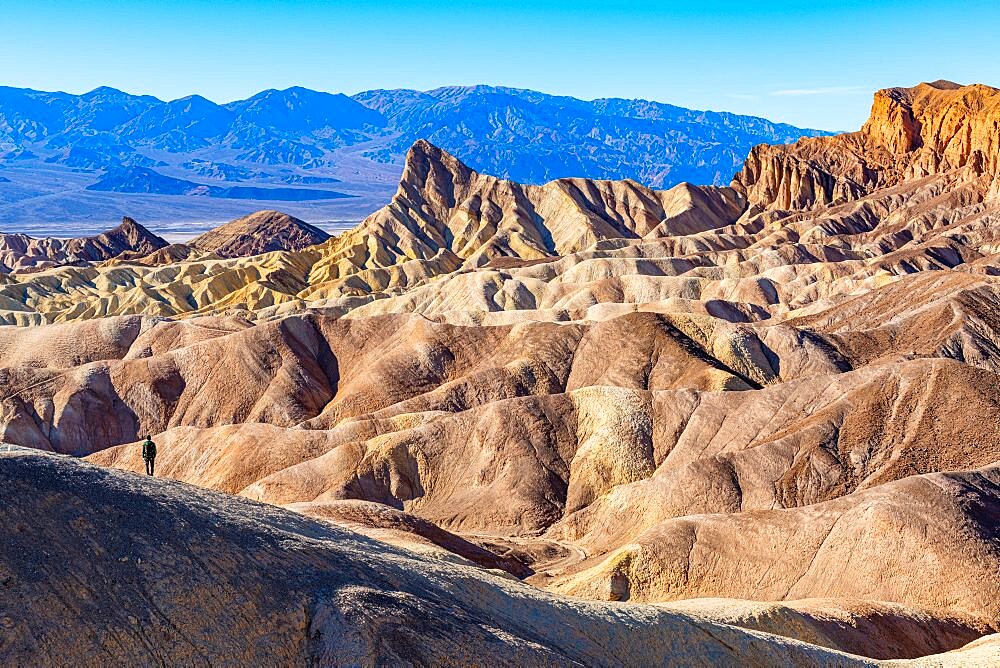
<box><xmin>142</xmin><ymin>435</ymin><xmax>157</xmax><ymax>476</ymax></box>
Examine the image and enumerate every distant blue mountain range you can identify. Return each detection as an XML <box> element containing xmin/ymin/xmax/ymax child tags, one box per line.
<box><xmin>0</xmin><ymin>84</ymin><xmax>832</xmax><ymax>234</ymax></box>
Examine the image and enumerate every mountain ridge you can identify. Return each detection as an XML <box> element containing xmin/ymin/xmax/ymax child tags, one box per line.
<box><xmin>0</xmin><ymin>78</ymin><xmax>997</xmax><ymax>323</ymax></box>
<box><xmin>0</xmin><ymin>83</ymin><xmax>832</xmax><ymax>232</ymax></box>
<box><xmin>0</xmin><ymin>83</ymin><xmax>828</xmax><ymax>184</ymax></box>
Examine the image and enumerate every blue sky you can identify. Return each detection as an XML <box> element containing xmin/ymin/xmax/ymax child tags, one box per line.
<box><xmin>2</xmin><ymin>0</ymin><xmax>998</xmax><ymax>130</ymax></box>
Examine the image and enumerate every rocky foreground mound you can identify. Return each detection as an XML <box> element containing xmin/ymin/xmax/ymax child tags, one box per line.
<box><xmin>5</xmin><ymin>448</ymin><xmax>997</xmax><ymax>665</ymax></box>
<box><xmin>2</xmin><ymin>447</ymin><xmax>889</xmax><ymax>666</ymax></box>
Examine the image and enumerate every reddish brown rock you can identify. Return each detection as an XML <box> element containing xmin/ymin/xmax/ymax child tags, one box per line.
<box><xmin>189</xmin><ymin>209</ymin><xmax>330</xmax><ymax>258</ymax></box>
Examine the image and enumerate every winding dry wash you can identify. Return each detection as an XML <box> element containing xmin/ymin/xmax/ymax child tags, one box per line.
<box><xmin>2</xmin><ymin>81</ymin><xmax>1000</xmax><ymax>665</ymax></box>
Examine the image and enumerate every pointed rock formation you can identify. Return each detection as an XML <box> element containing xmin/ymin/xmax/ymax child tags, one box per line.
<box><xmin>302</xmin><ymin>139</ymin><xmax>746</xmax><ymax>295</ymax></box>
<box><xmin>0</xmin><ymin>216</ymin><xmax>166</xmax><ymax>273</ymax></box>
<box><xmin>188</xmin><ymin>210</ymin><xmax>330</xmax><ymax>258</ymax></box>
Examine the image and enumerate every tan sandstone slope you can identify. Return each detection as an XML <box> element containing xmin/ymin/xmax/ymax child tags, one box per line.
<box><xmin>2</xmin><ymin>447</ymin><xmax>882</xmax><ymax>667</ymax></box>
<box><xmin>549</xmin><ymin>466</ymin><xmax>1000</xmax><ymax>615</ymax></box>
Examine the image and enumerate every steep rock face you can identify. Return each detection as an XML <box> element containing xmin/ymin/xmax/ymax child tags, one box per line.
<box><xmin>860</xmin><ymin>81</ymin><xmax>999</xmax><ymax>175</ymax></box>
<box><xmin>0</xmin><ymin>217</ymin><xmax>166</xmax><ymax>273</ymax></box>
<box><xmin>734</xmin><ymin>81</ymin><xmax>1000</xmax><ymax>212</ymax></box>
<box><xmin>188</xmin><ymin>209</ymin><xmax>331</xmax><ymax>258</ymax></box>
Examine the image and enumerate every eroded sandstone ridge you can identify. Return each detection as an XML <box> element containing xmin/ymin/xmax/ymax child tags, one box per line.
<box><xmin>0</xmin><ymin>216</ymin><xmax>165</xmax><ymax>273</ymax></box>
<box><xmin>3</xmin><ymin>81</ymin><xmax>1000</xmax><ymax>664</ymax></box>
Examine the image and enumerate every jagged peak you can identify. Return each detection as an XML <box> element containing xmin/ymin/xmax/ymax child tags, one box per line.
<box><xmin>98</xmin><ymin>217</ymin><xmax>167</xmax><ymax>249</ymax></box>
<box><xmin>400</xmin><ymin>139</ymin><xmax>478</xmax><ymax>190</ymax></box>
<box><xmin>407</xmin><ymin>138</ymin><xmax>457</xmax><ymax>162</ymax></box>
<box><xmin>189</xmin><ymin>209</ymin><xmax>330</xmax><ymax>258</ymax></box>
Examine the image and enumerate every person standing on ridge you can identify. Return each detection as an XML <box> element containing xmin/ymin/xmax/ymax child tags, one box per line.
<box><xmin>141</xmin><ymin>435</ymin><xmax>157</xmax><ymax>476</ymax></box>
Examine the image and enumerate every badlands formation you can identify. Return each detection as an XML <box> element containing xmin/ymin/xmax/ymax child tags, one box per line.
<box><xmin>185</xmin><ymin>209</ymin><xmax>331</xmax><ymax>258</ymax></box>
<box><xmin>2</xmin><ymin>80</ymin><xmax>1000</xmax><ymax>664</ymax></box>
<box><xmin>0</xmin><ymin>216</ymin><xmax>165</xmax><ymax>273</ymax></box>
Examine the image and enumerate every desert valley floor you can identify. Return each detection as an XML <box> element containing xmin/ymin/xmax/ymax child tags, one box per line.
<box><xmin>1</xmin><ymin>80</ymin><xmax>999</xmax><ymax>665</ymax></box>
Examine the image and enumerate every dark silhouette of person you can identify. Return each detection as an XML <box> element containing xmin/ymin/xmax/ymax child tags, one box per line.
<box><xmin>142</xmin><ymin>435</ymin><xmax>157</xmax><ymax>476</ymax></box>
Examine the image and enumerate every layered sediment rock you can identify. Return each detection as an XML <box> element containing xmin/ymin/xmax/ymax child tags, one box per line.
<box><xmin>734</xmin><ymin>81</ymin><xmax>1000</xmax><ymax>212</ymax></box>
<box><xmin>0</xmin><ymin>216</ymin><xmax>166</xmax><ymax>273</ymax></box>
